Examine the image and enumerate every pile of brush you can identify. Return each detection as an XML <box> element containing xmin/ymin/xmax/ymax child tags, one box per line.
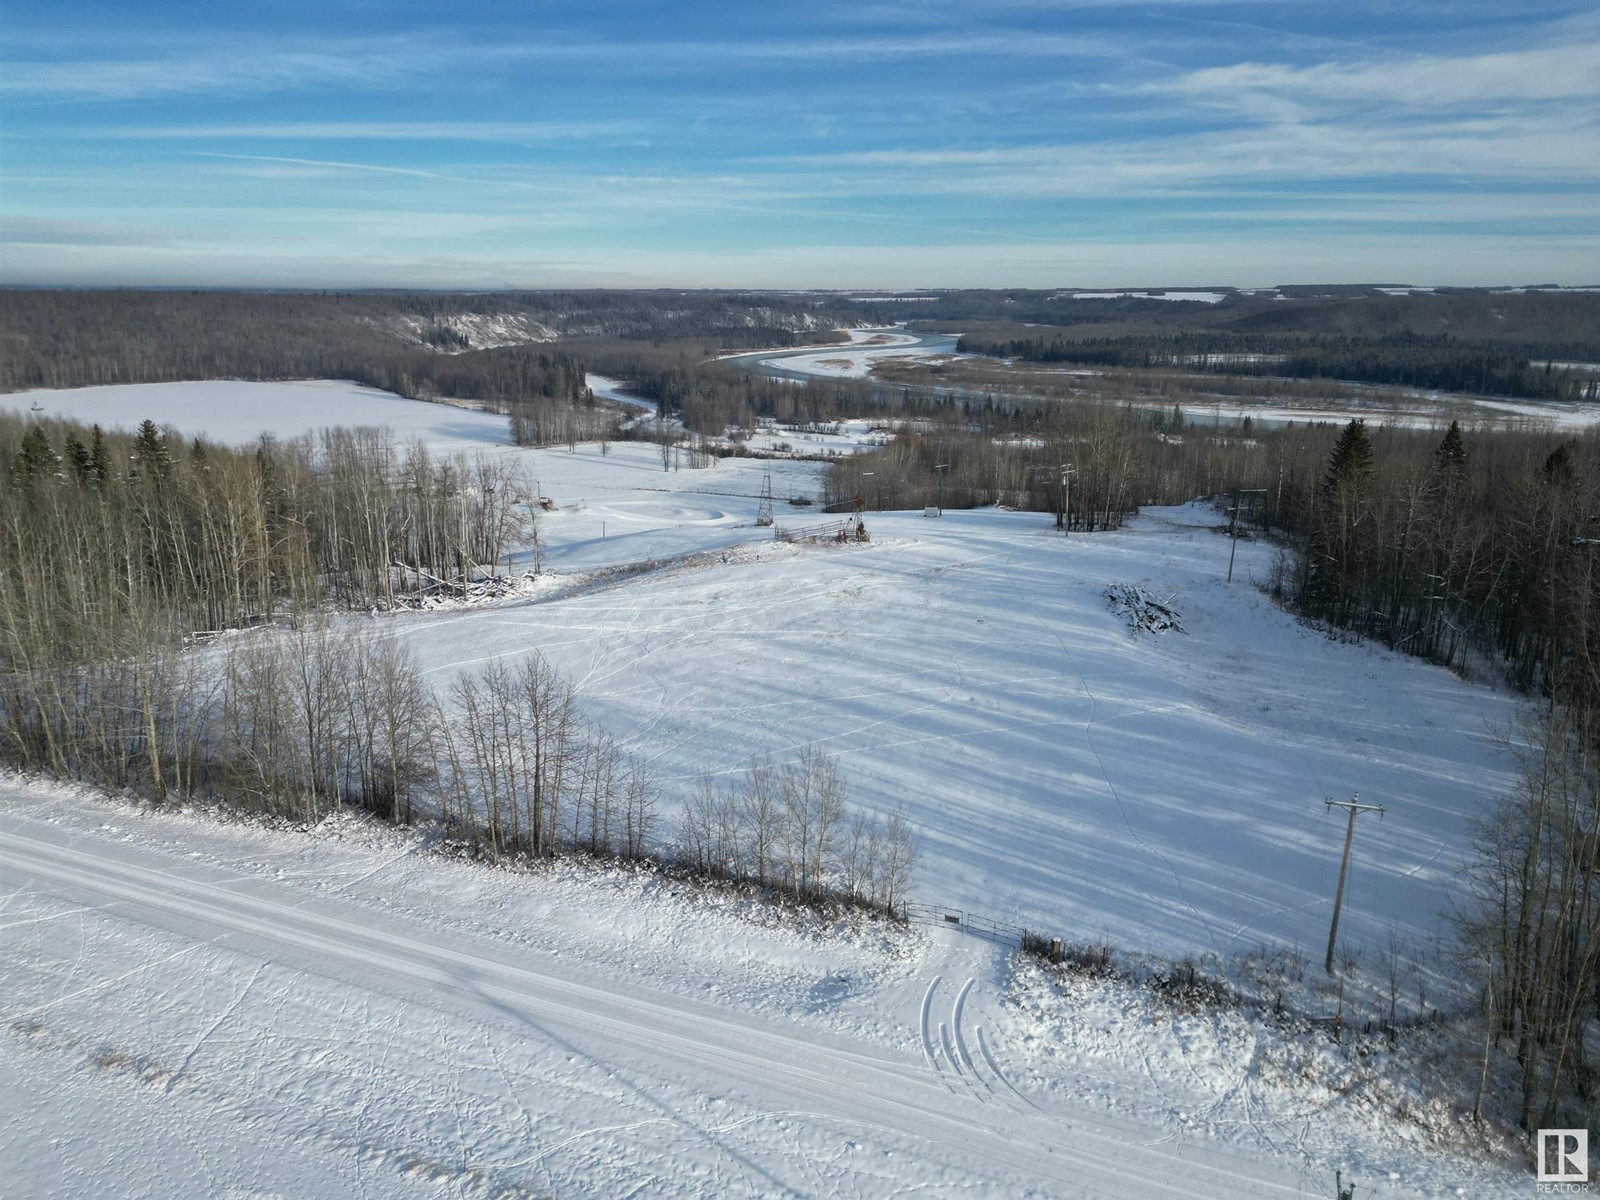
<box><xmin>1106</xmin><ymin>583</ymin><xmax>1184</xmax><ymax>634</ymax></box>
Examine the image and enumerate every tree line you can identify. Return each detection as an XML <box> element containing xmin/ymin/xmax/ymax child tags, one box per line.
<box><xmin>0</xmin><ymin>287</ymin><xmax>863</xmax><ymax>395</ymax></box>
<box><xmin>826</xmin><ymin>397</ymin><xmax>1595</xmax><ymax>715</ymax></box>
<box><xmin>1278</xmin><ymin>418</ymin><xmax>1598</xmax><ymax>700</ymax></box>
<box><xmin>680</xmin><ymin>748</ymin><xmax>918</xmax><ymax>911</ymax></box>
<box><xmin>1279</xmin><ymin>418</ymin><xmax>1598</xmax><ymax>1134</ymax></box>
<box><xmin>957</xmin><ymin>330</ymin><xmax>1600</xmax><ymax>403</ymax></box>
<box><xmin>0</xmin><ymin>409</ymin><xmax>917</xmax><ymax>913</ymax></box>
<box><xmin>825</xmin><ymin>403</ymin><xmax>1143</xmax><ymax>532</ymax></box>
<box><xmin>2</xmin><ymin>414</ymin><xmax>541</xmax><ymax>637</ymax></box>
<box><xmin>1458</xmin><ymin>703</ymin><xmax>1599</xmax><ymax>1133</ymax></box>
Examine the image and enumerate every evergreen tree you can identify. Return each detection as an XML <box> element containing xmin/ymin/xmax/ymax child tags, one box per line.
<box><xmin>1541</xmin><ymin>439</ymin><xmax>1577</xmax><ymax>487</ymax></box>
<box><xmin>89</xmin><ymin>425</ymin><xmax>111</xmax><ymax>486</ymax></box>
<box><xmin>1321</xmin><ymin>418</ymin><xmax>1374</xmax><ymax>493</ymax></box>
<box><xmin>1432</xmin><ymin>420</ymin><xmax>1467</xmax><ymax>480</ymax></box>
<box><xmin>65</xmin><ymin>434</ymin><xmax>94</xmax><ymax>484</ymax></box>
<box><xmin>131</xmin><ymin>418</ymin><xmax>170</xmax><ymax>483</ymax></box>
<box><xmin>1305</xmin><ymin>419</ymin><xmax>1377</xmax><ymax>629</ymax></box>
<box><xmin>12</xmin><ymin>426</ymin><xmax>59</xmax><ymax>481</ymax></box>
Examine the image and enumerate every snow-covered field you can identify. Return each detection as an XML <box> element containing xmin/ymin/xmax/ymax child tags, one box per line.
<box><xmin>1</xmin><ymin>380</ymin><xmax>1540</xmax><ymax>1195</ymax></box>
<box><xmin>395</xmin><ymin>502</ymin><xmax>1522</xmax><ymax>969</ymax></box>
<box><xmin>2</xmin><ymin>379</ymin><xmax>515</xmax><ymax>451</ymax></box>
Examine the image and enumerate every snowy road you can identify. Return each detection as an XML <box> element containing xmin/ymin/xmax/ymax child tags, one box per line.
<box><xmin>3</xmin><ymin>792</ymin><xmax>1328</xmax><ymax>1199</ymax></box>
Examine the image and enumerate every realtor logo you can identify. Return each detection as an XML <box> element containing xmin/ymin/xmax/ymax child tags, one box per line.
<box><xmin>1538</xmin><ymin>1129</ymin><xmax>1588</xmax><ymax>1183</ymax></box>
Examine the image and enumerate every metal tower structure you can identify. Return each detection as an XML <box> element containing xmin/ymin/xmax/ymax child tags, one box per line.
<box><xmin>756</xmin><ymin>472</ymin><xmax>774</xmax><ymax>527</ymax></box>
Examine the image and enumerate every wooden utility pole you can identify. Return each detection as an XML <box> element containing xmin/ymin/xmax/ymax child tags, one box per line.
<box><xmin>1325</xmin><ymin>794</ymin><xmax>1385</xmax><ymax>974</ymax></box>
<box><xmin>1227</xmin><ymin>487</ymin><xmax>1268</xmax><ymax>583</ymax></box>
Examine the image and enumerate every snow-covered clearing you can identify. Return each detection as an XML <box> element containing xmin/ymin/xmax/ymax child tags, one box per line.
<box><xmin>3</xmin><ymin>379</ymin><xmax>514</xmax><ymax>452</ymax></box>
<box><xmin>513</xmin><ymin>443</ymin><xmax>827</xmax><ymax>573</ymax></box>
<box><xmin>1</xmin><ymin>783</ymin><xmax>1525</xmax><ymax>1198</ymax></box>
<box><xmin>395</xmin><ymin>502</ymin><xmax>1523</xmax><ymax>972</ymax></box>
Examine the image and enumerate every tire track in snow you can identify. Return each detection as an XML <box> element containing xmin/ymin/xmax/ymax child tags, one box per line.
<box><xmin>918</xmin><ymin>975</ymin><xmax>940</xmax><ymax>1067</ymax></box>
<box><xmin>2</xmin><ymin>822</ymin><xmax>1315</xmax><ymax>1199</ymax></box>
<box><xmin>976</xmin><ymin>1026</ymin><xmax>1040</xmax><ymax>1111</ymax></box>
<box><xmin>922</xmin><ymin>964</ymin><xmax>1032</xmax><ymax>1115</ymax></box>
<box><xmin>949</xmin><ymin>977</ymin><xmax>997</xmax><ymax>1104</ymax></box>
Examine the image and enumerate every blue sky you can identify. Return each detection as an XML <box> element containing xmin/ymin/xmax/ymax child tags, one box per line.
<box><xmin>2</xmin><ymin>1</ymin><xmax>1597</xmax><ymax>288</ymax></box>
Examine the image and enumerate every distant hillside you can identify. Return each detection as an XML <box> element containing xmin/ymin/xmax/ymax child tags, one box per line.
<box><xmin>0</xmin><ymin>289</ymin><xmax>867</xmax><ymax>394</ymax></box>
<box><xmin>946</xmin><ymin>288</ymin><xmax>1600</xmax><ymax>402</ymax></box>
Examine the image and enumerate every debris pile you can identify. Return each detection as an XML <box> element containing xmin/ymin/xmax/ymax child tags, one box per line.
<box><xmin>1107</xmin><ymin>583</ymin><xmax>1184</xmax><ymax>634</ymax></box>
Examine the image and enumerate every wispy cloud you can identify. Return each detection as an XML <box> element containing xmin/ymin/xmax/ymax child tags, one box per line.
<box><xmin>0</xmin><ymin>27</ymin><xmax>1141</xmax><ymax>102</ymax></box>
<box><xmin>188</xmin><ymin>152</ymin><xmax>1071</xmax><ymax>243</ymax></box>
<box><xmin>757</xmin><ymin>110</ymin><xmax>1600</xmax><ymax>194</ymax></box>
<box><xmin>4</xmin><ymin>5</ymin><xmax>1596</xmax><ymax>285</ymax></box>
<box><xmin>93</xmin><ymin>120</ymin><xmax>640</xmax><ymax>143</ymax></box>
<box><xmin>0</xmin><ymin>43</ymin><xmax>425</xmax><ymax>101</ymax></box>
<box><xmin>190</xmin><ymin>152</ymin><xmax>462</xmax><ymax>183</ymax></box>
<box><xmin>0</xmin><ymin>215</ymin><xmax>177</xmax><ymax>248</ymax></box>
<box><xmin>1164</xmin><ymin>41</ymin><xmax>1600</xmax><ymax>116</ymax></box>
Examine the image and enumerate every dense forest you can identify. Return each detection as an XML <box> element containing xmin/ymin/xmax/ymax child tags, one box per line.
<box><xmin>0</xmin><ymin>288</ymin><xmax>867</xmax><ymax>388</ymax></box>
<box><xmin>957</xmin><ymin>329</ymin><xmax>1600</xmax><ymax>402</ymax></box>
<box><xmin>12</xmin><ymin>285</ymin><xmax>1597</xmax><ymax>414</ymax></box>
<box><xmin>916</xmin><ymin>286</ymin><xmax>1600</xmax><ymax>343</ymax></box>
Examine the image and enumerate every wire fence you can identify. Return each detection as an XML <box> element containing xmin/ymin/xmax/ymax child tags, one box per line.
<box><xmin>905</xmin><ymin>901</ymin><xmax>1032</xmax><ymax>949</ymax></box>
<box><xmin>774</xmin><ymin>516</ymin><xmax>868</xmax><ymax>544</ymax></box>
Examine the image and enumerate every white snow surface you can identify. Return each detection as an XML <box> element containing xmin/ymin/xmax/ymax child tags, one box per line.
<box><xmin>394</xmin><ymin>502</ymin><xmax>1524</xmax><ymax>968</ymax></box>
<box><xmin>3</xmin><ymin>379</ymin><xmax>515</xmax><ymax>452</ymax></box>
<box><xmin>2</xmin><ymin>782</ymin><xmax>1525</xmax><ymax>1198</ymax></box>
<box><xmin>585</xmin><ymin>373</ymin><xmax>656</xmax><ymax>411</ymax></box>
